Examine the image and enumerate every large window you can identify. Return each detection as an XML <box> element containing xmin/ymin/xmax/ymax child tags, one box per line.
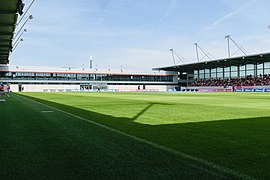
<box><xmin>0</xmin><ymin>72</ymin><xmax>12</xmax><ymax>80</ymax></box>
<box><xmin>89</xmin><ymin>74</ymin><xmax>95</xmax><ymax>81</ymax></box>
<box><xmin>56</xmin><ymin>73</ymin><xmax>76</xmax><ymax>80</ymax></box>
<box><xmin>199</xmin><ymin>69</ymin><xmax>204</xmax><ymax>79</ymax></box>
<box><xmin>230</xmin><ymin>66</ymin><xmax>238</xmax><ymax>78</ymax></box>
<box><xmin>211</xmin><ymin>68</ymin><xmax>217</xmax><ymax>79</ymax></box>
<box><xmin>231</xmin><ymin>66</ymin><xmax>237</xmax><ymax>71</ymax></box>
<box><xmin>15</xmin><ymin>72</ymin><xmax>35</xmax><ymax>80</ymax></box>
<box><xmin>217</xmin><ymin>67</ymin><xmax>223</xmax><ymax>73</ymax></box>
<box><xmin>204</xmin><ymin>69</ymin><xmax>210</xmax><ymax>79</ymax></box>
<box><xmin>239</xmin><ymin>65</ymin><xmax>245</xmax><ymax>71</ymax></box>
<box><xmin>194</xmin><ymin>70</ymin><xmax>198</xmax><ymax>79</ymax></box>
<box><xmin>257</xmin><ymin>63</ymin><xmax>264</xmax><ymax>76</ymax></box>
<box><xmin>246</xmin><ymin>64</ymin><xmax>254</xmax><ymax>76</ymax></box>
<box><xmin>265</xmin><ymin>68</ymin><xmax>270</xmax><ymax>74</ymax></box>
<box><xmin>217</xmin><ymin>72</ymin><xmax>223</xmax><ymax>78</ymax></box>
<box><xmin>240</xmin><ymin>70</ymin><xmax>246</xmax><ymax>77</ymax></box>
<box><xmin>257</xmin><ymin>69</ymin><xmax>263</xmax><ymax>76</ymax></box>
<box><xmin>67</xmin><ymin>74</ymin><xmax>76</xmax><ymax>80</ymax></box>
<box><xmin>231</xmin><ymin>71</ymin><xmax>238</xmax><ymax>78</ymax></box>
<box><xmin>77</xmin><ymin>74</ymin><xmax>89</xmax><ymax>80</ymax></box>
<box><xmin>246</xmin><ymin>64</ymin><xmax>254</xmax><ymax>70</ymax></box>
<box><xmin>36</xmin><ymin>73</ymin><xmax>51</xmax><ymax>80</ymax></box>
<box><xmin>264</xmin><ymin>62</ymin><xmax>270</xmax><ymax>75</ymax></box>
<box><xmin>216</xmin><ymin>67</ymin><xmax>223</xmax><ymax>79</ymax></box>
<box><xmin>224</xmin><ymin>67</ymin><xmax>230</xmax><ymax>78</ymax></box>
<box><xmin>257</xmin><ymin>63</ymin><xmax>263</xmax><ymax>69</ymax></box>
<box><xmin>224</xmin><ymin>71</ymin><xmax>230</xmax><ymax>78</ymax></box>
<box><xmin>246</xmin><ymin>70</ymin><xmax>254</xmax><ymax>76</ymax></box>
<box><xmin>239</xmin><ymin>65</ymin><xmax>245</xmax><ymax>77</ymax></box>
<box><xmin>265</xmin><ymin>62</ymin><xmax>270</xmax><ymax>68</ymax></box>
<box><xmin>96</xmin><ymin>74</ymin><xmax>106</xmax><ymax>81</ymax></box>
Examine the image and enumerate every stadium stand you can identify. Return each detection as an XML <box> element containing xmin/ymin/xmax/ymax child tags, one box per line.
<box><xmin>155</xmin><ymin>52</ymin><xmax>270</xmax><ymax>91</ymax></box>
<box><xmin>189</xmin><ymin>74</ymin><xmax>270</xmax><ymax>87</ymax></box>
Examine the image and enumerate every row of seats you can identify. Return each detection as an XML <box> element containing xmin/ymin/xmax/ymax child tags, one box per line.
<box><xmin>189</xmin><ymin>74</ymin><xmax>270</xmax><ymax>87</ymax></box>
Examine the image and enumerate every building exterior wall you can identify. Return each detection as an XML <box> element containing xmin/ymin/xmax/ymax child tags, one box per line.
<box><xmin>9</xmin><ymin>84</ymin><xmax>175</xmax><ymax>92</ymax></box>
<box><xmin>10</xmin><ymin>84</ymin><xmax>80</xmax><ymax>92</ymax></box>
<box><xmin>2</xmin><ymin>65</ymin><xmax>178</xmax><ymax>92</ymax></box>
<box><xmin>107</xmin><ymin>84</ymin><xmax>175</xmax><ymax>92</ymax></box>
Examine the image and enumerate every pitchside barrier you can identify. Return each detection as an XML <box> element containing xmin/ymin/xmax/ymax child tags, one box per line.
<box><xmin>235</xmin><ymin>85</ymin><xmax>270</xmax><ymax>92</ymax></box>
<box><xmin>117</xmin><ymin>89</ymin><xmax>159</xmax><ymax>92</ymax></box>
<box><xmin>182</xmin><ymin>86</ymin><xmax>232</xmax><ymax>92</ymax></box>
<box><xmin>43</xmin><ymin>89</ymin><xmax>79</xmax><ymax>92</ymax></box>
<box><xmin>42</xmin><ymin>89</ymin><xmax>160</xmax><ymax>92</ymax></box>
<box><xmin>183</xmin><ymin>85</ymin><xmax>270</xmax><ymax>92</ymax></box>
<box><xmin>198</xmin><ymin>88</ymin><xmax>232</xmax><ymax>92</ymax></box>
<box><xmin>235</xmin><ymin>88</ymin><xmax>270</xmax><ymax>92</ymax></box>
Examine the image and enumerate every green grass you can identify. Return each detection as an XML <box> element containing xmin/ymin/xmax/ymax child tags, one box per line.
<box><xmin>1</xmin><ymin>92</ymin><xmax>270</xmax><ymax>179</ymax></box>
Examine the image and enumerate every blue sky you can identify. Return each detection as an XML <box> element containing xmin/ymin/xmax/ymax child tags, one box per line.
<box><xmin>10</xmin><ymin>0</ymin><xmax>270</xmax><ymax>70</ymax></box>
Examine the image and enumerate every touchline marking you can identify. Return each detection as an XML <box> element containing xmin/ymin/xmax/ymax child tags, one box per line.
<box><xmin>17</xmin><ymin>94</ymin><xmax>255</xmax><ymax>180</ymax></box>
<box><xmin>41</xmin><ymin>110</ymin><xmax>54</xmax><ymax>113</ymax></box>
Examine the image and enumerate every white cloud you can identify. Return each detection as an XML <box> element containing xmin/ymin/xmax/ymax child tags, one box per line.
<box><xmin>160</xmin><ymin>0</ymin><xmax>177</xmax><ymax>21</ymax></box>
<box><xmin>202</xmin><ymin>0</ymin><xmax>257</xmax><ymax>31</ymax></box>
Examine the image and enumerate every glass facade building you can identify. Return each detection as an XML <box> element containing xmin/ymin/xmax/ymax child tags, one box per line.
<box><xmin>0</xmin><ymin>65</ymin><xmax>178</xmax><ymax>92</ymax></box>
<box><xmin>154</xmin><ymin>53</ymin><xmax>270</xmax><ymax>87</ymax></box>
<box><xmin>193</xmin><ymin>62</ymin><xmax>270</xmax><ymax>80</ymax></box>
<box><xmin>0</xmin><ymin>71</ymin><xmax>174</xmax><ymax>82</ymax></box>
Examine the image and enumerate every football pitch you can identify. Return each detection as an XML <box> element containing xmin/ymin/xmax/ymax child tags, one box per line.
<box><xmin>1</xmin><ymin>92</ymin><xmax>270</xmax><ymax>179</ymax></box>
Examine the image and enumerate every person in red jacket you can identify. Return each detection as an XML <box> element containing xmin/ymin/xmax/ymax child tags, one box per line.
<box><xmin>7</xmin><ymin>84</ymin><xmax>10</xmax><ymax>92</ymax></box>
<box><xmin>6</xmin><ymin>84</ymin><xmax>10</xmax><ymax>97</ymax></box>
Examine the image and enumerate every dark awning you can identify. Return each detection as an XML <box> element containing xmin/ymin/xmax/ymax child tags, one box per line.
<box><xmin>0</xmin><ymin>0</ymin><xmax>23</xmax><ymax>64</ymax></box>
<box><xmin>153</xmin><ymin>52</ymin><xmax>270</xmax><ymax>72</ymax></box>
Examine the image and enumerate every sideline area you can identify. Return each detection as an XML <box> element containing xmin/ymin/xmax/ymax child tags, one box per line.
<box><xmin>0</xmin><ymin>93</ymin><xmax>238</xmax><ymax>179</ymax></box>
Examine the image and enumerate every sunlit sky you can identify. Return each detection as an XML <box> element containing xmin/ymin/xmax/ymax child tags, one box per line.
<box><xmin>10</xmin><ymin>0</ymin><xmax>270</xmax><ymax>70</ymax></box>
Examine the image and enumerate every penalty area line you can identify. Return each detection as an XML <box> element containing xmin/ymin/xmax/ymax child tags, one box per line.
<box><xmin>17</xmin><ymin>94</ymin><xmax>255</xmax><ymax>180</ymax></box>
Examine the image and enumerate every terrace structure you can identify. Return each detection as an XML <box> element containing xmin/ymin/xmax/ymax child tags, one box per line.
<box><xmin>154</xmin><ymin>52</ymin><xmax>270</xmax><ymax>91</ymax></box>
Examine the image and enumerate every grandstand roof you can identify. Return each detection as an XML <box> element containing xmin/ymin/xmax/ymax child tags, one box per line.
<box><xmin>154</xmin><ymin>52</ymin><xmax>270</xmax><ymax>72</ymax></box>
<box><xmin>0</xmin><ymin>0</ymin><xmax>22</xmax><ymax>64</ymax></box>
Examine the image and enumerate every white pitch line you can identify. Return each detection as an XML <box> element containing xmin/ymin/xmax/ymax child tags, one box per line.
<box><xmin>41</xmin><ymin>110</ymin><xmax>54</xmax><ymax>113</ymax></box>
<box><xmin>17</xmin><ymin>94</ymin><xmax>255</xmax><ymax>180</ymax></box>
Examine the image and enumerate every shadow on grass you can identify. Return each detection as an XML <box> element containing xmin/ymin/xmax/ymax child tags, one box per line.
<box><xmin>131</xmin><ymin>102</ymin><xmax>173</xmax><ymax>121</ymax></box>
<box><xmin>12</xmin><ymin>94</ymin><xmax>270</xmax><ymax>179</ymax></box>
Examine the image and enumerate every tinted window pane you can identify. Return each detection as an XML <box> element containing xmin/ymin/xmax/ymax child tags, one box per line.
<box><xmin>246</xmin><ymin>64</ymin><xmax>254</xmax><ymax>70</ymax></box>
<box><xmin>231</xmin><ymin>71</ymin><xmax>238</xmax><ymax>78</ymax></box>
<box><xmin>265</xmin><ymin>62</ymin><xmax>270</xmax><ymax>68</ymax></box>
